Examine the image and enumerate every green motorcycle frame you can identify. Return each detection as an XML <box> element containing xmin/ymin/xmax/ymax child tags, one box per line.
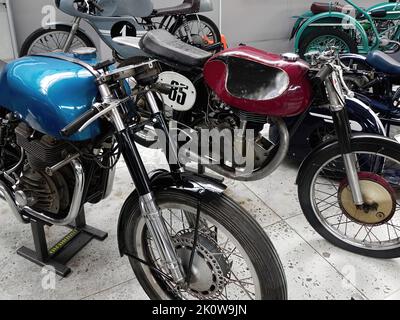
<box><xmin>292</xmin><ymin>0</ymin><xmax>400</xmax><ymax>56</ymax></box>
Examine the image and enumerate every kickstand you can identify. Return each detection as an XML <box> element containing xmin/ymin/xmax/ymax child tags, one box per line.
<box><xmin>17</xmin><ymin>207</ymin><xmax>108</xmax><ymax>277</ymax></box>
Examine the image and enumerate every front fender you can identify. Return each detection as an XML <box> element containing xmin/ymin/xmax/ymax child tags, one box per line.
<box><xmin>294</xmin><ymin>12</ymin><xmax>368</xmax><ymax>52</ymax></box>
<box><xmin>43</xmin><ymin>22</ymin><xmax>88</xmax><ymax>35</ymax></box>
<box><xmin>288</xmin><ymin>96</ymin><xmax>386</xmax><ymax>161</ymax></box>
<box><xmin>116</xmin><ymin>169</ymin><xmax>227</xmax><ymax>255</ymax></box>
<box><xmin>291</xmin><ymin>11</ymin><xmax>313</xmax><ymax>40</ymax></box>
<box><xmin>296</xmin><ymin>134</ymin><xmax>397</xmax><ymax>185</ymax></box>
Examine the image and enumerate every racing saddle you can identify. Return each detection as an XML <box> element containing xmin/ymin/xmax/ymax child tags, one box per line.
<box><xmin>366</xmin><ymin>51</ymin><xmax>400</xmax><ymax>75</ymax></box>
<box><xmin>114</xmin><ymin>29</ymin><xmax>212</xmax><ymax>68</ymax></box>
<box><xmin>151</xmin><ymin>0</ymin><xmax>201</xmax><ymax>17</ymax></box>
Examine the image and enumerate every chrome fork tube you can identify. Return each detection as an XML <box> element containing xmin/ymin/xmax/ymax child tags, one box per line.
<box><xmin>62</xmin><ymin>17</ymin><xmax>81</xmax><ymax>52</ymax></box>
<box><xmin>98</xmin><ymin>84</ymin><xmax>185</xmax><ymax>282</ymax></box>
<box><xmin>139</xmin><ymin>193</ymin><xmax>185</xmax><ymax>283</ymax></box>
<box><xmin>325</xmin><ymin>78</ymin><xmax>364</xmax><ymax>206</ymax></box>
<box><xmin>343</xmin><ymin>153</ymin><xmax>364</xmax><ymax>205</ymax></box>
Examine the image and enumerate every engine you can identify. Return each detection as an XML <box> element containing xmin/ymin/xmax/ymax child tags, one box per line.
<box><xmin>0</xmin><ymin>111</ymin><xmax>21</xmax><ymax>171</ymax></box>
<box><xmin>13</xmin><ymin>123</ymin><xmax>73</xmax><ymax>215</ymax></box>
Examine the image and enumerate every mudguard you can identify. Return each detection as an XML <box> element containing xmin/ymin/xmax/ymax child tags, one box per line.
<box><xmin>339</xmin><ymin>52</ymin><xmax>371</xmax><ymax>71</ymax></box>
<box><xmin>294</xmin><ymin>12</ymin><xmax>369</xmax><ymax>53</ymax></box>
<box><xmin>44</xmin><ymin>22</ymin><xmax>89</xmax><ymax>35</ymax></box>
<box><xmin>288</xmin><ymin>96</ymin><xmax>386</xmax><ymax>162</ymax></box>
<box><xmin>296</xmin><ymin>134</ymin><xmax>399</xmax><ymax>185</ymax></box>
<box><xmin>116</xmin><ymin>169</ymin><xmax>227</xmax><ymax>255</ymax></box>
<box><xmin>290</xmin><ymin>11</ymin><xmax>313</xmax><ymax>40</ymax></box>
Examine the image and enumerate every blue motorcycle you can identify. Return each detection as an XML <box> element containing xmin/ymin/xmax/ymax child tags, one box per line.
<box><xmin>0</xmin><ymin>48</ymin><xmax>287</xmax><ymax>299</ymax></box>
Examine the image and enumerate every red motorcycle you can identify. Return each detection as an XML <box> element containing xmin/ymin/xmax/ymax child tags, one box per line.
<box><xmin>120</xmin><ymin>30</ymin><xmax>400</xmax><ymax>258</ymax></box>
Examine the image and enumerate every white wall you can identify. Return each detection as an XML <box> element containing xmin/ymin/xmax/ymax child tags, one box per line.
<box><xmin>9</xmin><ymin>0</ymin><xmax>379</xmax><ymax>55</ymax></box>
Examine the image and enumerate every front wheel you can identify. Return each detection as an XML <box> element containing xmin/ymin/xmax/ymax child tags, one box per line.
<box><xmin>20</xmin><ymin>25</ymin><xmax>95</xmax><ymax>56</ymax></box>
<box><xmin>122</xmin><ymin>189</ymin><xmax>287</xmax><ymax>300</ymax></box>
<box><xmin>299</xmin><ymin>27</ymin><xmax>358</xmax><ymax>60</ymax></box>
<box><xmin>298</xmin><ymin>136</ymin><xmax>400</xmax><ymax>258</ymax></box>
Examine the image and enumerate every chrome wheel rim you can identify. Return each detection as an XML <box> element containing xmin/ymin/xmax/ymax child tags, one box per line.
<box><xmin>27</xmin><ymin>31</ymin><xmax>87</xmax><ymax>55</ymax></box>
<box><xmin>174</xmin><ymin>20</ymin><xmax>218</xmax><ymax>49</ymax></box>
<box><xmin>135</xmin><ymin>202</ymin><xmax>261</xmax><ymax>300</ymax></box>
<box><xmin>310</xmin><ymin>151</ymin><xmax>400</xmax><ymax>251</ymax></box>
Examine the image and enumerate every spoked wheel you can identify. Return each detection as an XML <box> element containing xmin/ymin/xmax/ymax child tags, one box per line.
<box><xmin>172</xmin><ymin>15</ymin><xmax>222</xmax><ymax>51</ymax></box>
<box><xmin>20</xmin><ymin>25</ymin><xmax>95</xmax><ymax>56</ymax></box>
<box><xmin>299</xmin><ymin>28</ymin><xmax>357</xmax><ymax>60</ymax></box>
<box><xmin>299</xmin><ymin>137</ymin><xmax>400</xmax><ymax>258</ymax></box>
<box><xmin>122</xmin><ymin>190</ymin><xmax>287</xmax><ymax>300</ymax></box>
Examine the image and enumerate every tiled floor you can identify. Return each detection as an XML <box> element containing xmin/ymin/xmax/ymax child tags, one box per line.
<box><xmin>1</xmin><ymin>146</ymin><xmax>400</xmax><ymax>300</ymax></box>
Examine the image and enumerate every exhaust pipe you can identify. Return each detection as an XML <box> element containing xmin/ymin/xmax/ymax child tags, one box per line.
<box><xmin>182</xmin><ymin>117</ymin><xmax>290</xmax><ymax>182</ymax></box>
<box><xmin>0</xmin><ymin>182</ymin><xmax>27</xmax><ymax>224</ymax></box>
<box><xmin>0</xmin><ymin>159</ymin><xmax>85</xmax><ymax>226</ymax></box>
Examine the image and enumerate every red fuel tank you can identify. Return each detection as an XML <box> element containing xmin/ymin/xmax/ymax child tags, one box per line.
<box><xmin>203</xmin><ymin>46</ymin><xmax>312</xmax><ymax>117</ymax></box>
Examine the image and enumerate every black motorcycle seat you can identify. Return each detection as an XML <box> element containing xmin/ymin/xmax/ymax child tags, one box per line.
<box><xmin>366</xmin><ymin>50</ymin><xmax>400</xmax><ymax>75</ymax></box>
<box><xmin>0</xmin><ymin>60</ymin><xmax>7</xmax><ymax>73</ymax></box>
<box><xmin>152</xmin><ymin>0</ymin><xmax>200</xmax><ymax>17</ymax></box>
<box><xmin>139</xmin><ymin>29</ymin><xmax>212</xmax><ymax>67</ymax></box>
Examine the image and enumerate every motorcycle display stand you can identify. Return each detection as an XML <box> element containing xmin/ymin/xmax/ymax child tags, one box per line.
<box><xmin>17</xmin><ymin>208</ymin><xmax>108</xmax><ymax>277</ymax></box>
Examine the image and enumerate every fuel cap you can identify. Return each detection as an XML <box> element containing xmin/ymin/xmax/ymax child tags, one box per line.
<box><xmin>282</xmin><ymin>53</ymin><xmax>299</xmax><ymax>62</ymax></box>
<box><xmin>72</xmin><ymin>47</ymin><xmax>97</xmax><ymax>60</ymax></box>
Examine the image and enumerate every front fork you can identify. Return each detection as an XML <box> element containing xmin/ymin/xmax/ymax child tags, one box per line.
<box><xmin>62</xmin><ymin>17</ymin><xmax>81</xmax><ymax>52</ymax></box>
<box><xmin>325</xmin><ymin>81</ymin><xmax>364</xmax><ymax>206</ymax></box>
<box><xmin>99</xmin><ymin>84</ymin><xmax>185</xmax><ymax>283</ymax></box>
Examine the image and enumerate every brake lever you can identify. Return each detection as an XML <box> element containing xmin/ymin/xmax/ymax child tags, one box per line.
<box><xmin>78</xmin><ymin>96</ymin><xmax>132</xmax><ymax>133</ymax></box>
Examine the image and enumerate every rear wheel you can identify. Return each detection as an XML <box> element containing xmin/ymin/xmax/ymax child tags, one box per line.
<box><xmin>122</xmin><ymin>189</ymin><xmax>287</xmax><ymax>300</ymax></box>
<box><xmin>299</xmin><ymin>28</ymin><xmax>358</xmax><ymax>60</ymax></box>
<box><xmin>20</xmin><ymin>25</ymin><xmax>95</xmax><ymax>56</ymax></box>
<box><xmin>171</xmin><ymin>14</ymin><xmax>222</xmax><ymax>52</ymax></box>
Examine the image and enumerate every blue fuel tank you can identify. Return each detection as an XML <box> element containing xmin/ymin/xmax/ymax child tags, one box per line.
<box><xmin>0</xmin><ymin>55</ymin><xmax>101</xmax><ymax>141</ymax></box>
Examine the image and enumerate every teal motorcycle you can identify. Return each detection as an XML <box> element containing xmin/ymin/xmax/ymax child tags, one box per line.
<box><xmin>291</xmin><ymin>0</ymin><xmax>400</xmax><ymax>58</ymax></box>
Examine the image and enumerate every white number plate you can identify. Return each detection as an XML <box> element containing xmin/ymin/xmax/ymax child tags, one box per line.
<box><xmin>157</xmin><ymin>71</ymin><xmax>196</xmax><ymax>112</ymax></box>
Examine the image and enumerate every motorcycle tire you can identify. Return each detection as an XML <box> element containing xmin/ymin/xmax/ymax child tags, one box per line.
<box><xmin>299</xmin><ymin>27</ymin><xmax>358</xmax><ymax>59</ymax></box>
<box><xmin>121</xmin><ymin>189</ymin><xmax>287</xmax><ymax>300</ymax></box>
<box><xmin>171</xmin><ymin>14</ymin><xmax>222</xmax><ymax>51</ymax></box>
<box><xmin>298</xmin><ymin>135</ymin><xmax>400</xmax><ymax>259</ymax></box>
<box><xmin>20</xmin><ymin>25</ymin><xmax>95</xmax><ymax>57</ymax></box>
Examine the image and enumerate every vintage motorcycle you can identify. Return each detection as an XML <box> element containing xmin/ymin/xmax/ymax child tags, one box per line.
<box><xmin>292</xmin><ymin>0</ymin><xmax>400</xmax><ymax>59</ymax></box>
<box><xmin>0</xmin><ymin>49</ymin><xmax>287</xmax><ymax>299</ymax></box>
<box><xmin>118</xmin><ymin>29</ymin><xmax>400</xmax><ymax>258</ymax></box>
<box><xmin>339</xmin><ymin>50</ymin><xmax>400</xmax><ymax>133</ymax></box>
<box><xmin>20</xmin><ymin>0</ymin><xmax>222</xmax><ymax>58</ymax></box>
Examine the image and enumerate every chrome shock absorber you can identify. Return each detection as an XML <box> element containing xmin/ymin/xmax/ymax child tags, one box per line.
<box><xmin>181</xmin><ymin>16</ymin><xmax>194</xmax><ymax>44</ymax></box>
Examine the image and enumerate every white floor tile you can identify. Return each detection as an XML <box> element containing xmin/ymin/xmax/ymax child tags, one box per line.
<box><xmin>265</xmin><ymin>221</ymin><xmax>364</xmax><ymax>300</ymax></box>
<box><xmin>286</xmin><ymin>214</ymin><xmax>400</xmax><ymax>300</ymax></box>
<box><xmin>244</xmin><ymin>160</ymin><xmax>302</xmax><ymax>220</ymax></box>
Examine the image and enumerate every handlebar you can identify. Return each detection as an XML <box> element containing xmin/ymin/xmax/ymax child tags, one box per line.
<box><xmin>61</xmin><ymin>107</ymin><xmax>99</xmax><ymax>137</ymax></box>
